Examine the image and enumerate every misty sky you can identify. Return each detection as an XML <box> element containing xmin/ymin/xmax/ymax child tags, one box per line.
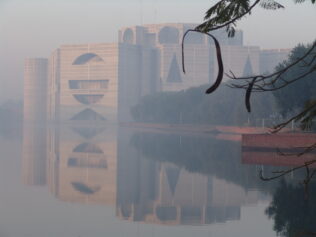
<box><xmin>0</xmin><ymin>0</ymin><xmax>315</xmax><ymax>102</ymax></box>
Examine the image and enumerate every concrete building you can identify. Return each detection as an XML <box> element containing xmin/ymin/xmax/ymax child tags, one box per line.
<box><xmin>24</xmin><ymin>58</ymin><xmax>48</xmax><ymax>122</ymax></box>
<box><xmin>47</xmin><ymin>42</ymin><xmax>159</xmax><ymax>123</ymax></box>
<box><xmin>22</xmin><ymin>58</ymin><xmax>48</xmax><ymax>185</ymax></box>
<box><xmin>118</xmin><ymin>23</ymin><xmax>247</xmax><ymax>92</ymax></box>
<box><xmin>48</xmin><ymin>44</ymin><xmax>120</xmax><ymax>122</ymax></box>
<box><xmin>221</xmin><ymin>45</ymin><xmax>260</xmax><ymax>79</ymax></box>
<box><xmin>259</xmin><ymin>48</ymin><xmax>291</xmax><ymax>74</ymax></box>
<box><xmin>24</xmin><ymin>23</ymin><xmax>291</xmax><ymax>124</ymax></box>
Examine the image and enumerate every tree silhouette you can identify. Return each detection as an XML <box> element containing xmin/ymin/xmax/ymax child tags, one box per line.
<box><xmin>266</xmin><ymin>180</ymin><xmax>316</xmax><ymax>237</ymax></box>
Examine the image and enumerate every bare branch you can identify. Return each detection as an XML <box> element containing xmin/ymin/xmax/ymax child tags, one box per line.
<box><xmin>259</xmin><ymin>160</ymin><xmax>316</xmax><ymax>181</ymax></box>
<box><xmin>227</xmin><ymin>41</ymin><xmax>316</xmax><ymax>83</ymax></box>
<box><xmin>276</xmin><ymin>143</ymin><xmax>316</xmax><ymax>157</ymax></box>
<box><xmin>271</xmin><ymin>102</ymin><xmax>316</xmax><ymax>133</ymax></box>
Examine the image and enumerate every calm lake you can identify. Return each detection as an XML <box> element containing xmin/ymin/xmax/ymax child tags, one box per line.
<box><xmin>0</xmin><ymin>123</ymin><xmax>314</xmax><ymax>237</ymax></box>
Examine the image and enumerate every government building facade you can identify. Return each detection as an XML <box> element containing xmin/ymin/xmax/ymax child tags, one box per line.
<box><xmin>24</xmin><ymin>23</ymin><xmax>290</xmax><ymax>123</ymax></box>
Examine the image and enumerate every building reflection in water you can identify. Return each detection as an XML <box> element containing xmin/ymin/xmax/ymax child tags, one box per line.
<box><xmin>117</xmin><ymin>129</ymin><xmax>264</xmax><ymax>225</ymax></box>
<box><xmin>22</xmin><ymin>123</ymin><xmax>117</xmax><ymax>205</ymax></box>
<box><xmin>22</xmin><ymin>124</ymin><xmax>265</xmax><ymax>226</ymax></box>
<box><xmin>46</xmin><ymin>125</ymin><xmax>117</xmax><ymax>205</ymax></box>
<box><xmin>22</xmin><ymin>124</ymin><xmax>47</xmax><ymax>185</ymax></box>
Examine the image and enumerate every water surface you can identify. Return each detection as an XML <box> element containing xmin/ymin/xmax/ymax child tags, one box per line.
<box><xmin>0</xmin><ymin>124</ymin><xmax>314</xmax><ymax>237</ymax></box>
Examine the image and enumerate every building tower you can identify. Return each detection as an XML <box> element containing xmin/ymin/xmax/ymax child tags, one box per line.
<box><xmin>23</xmin><ymin>58</ymin><xmax>48</xmax><ymax>122</ymax></box>
<box><xmin>22</xmin><ymin>58</ymin><xmax>48</xmax><ymax>185</ymax></box>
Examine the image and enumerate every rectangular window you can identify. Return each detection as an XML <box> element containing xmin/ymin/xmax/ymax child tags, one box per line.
<box><xmin>69</xmin><ymin>80</ymin><xmax>109</xmax><ymax>89</ymax></box>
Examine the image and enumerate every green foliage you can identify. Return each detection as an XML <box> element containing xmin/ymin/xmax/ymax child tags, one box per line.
<box><xmin>131</xmin><ymin>84</ymin><xmax>276</xmax><ymax>126</ymax></box>
<box><xmin>272</xmin><ymin>43</ymin><xmax>316</xmax><ymax>128</ymax></box>
<box><xmin>266</xmin><ymin>180</ymin><xmax>316</xmax><ymax>236</ymax></box>
<box><xmin>297</xmin><ymin>100</ymin><xmax>316</xmax><ymax>130</ymax></box>
<box><xmin>196</xmin><ymin>0</ymin><xmax>314</xmax><ymax>36</ymax></box>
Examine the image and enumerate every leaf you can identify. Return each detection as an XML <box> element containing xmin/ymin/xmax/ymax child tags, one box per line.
<box><xmin>196</xmin><ymin>0</ymin><xmax>253</xmax><ymax>33</ymax></box>
<box><xmin>294</xmin><ymin>99</ymin><xmax>316</xmax><ymax>130</ymax></box>
<box><xmin>260</xmin><ymin>0</ymin><xmax>284</xmax><ymax>9</ymax></box>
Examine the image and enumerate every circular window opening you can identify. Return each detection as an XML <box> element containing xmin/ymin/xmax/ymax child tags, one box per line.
<box><xmin>123</xmin><ymin>28</ymin><xmax>134</xmax><ymax>44</ymax></box>
<box><xmin>158</xmin><ymin>26</ymin><xmax>179</xmax><ymax>44</ymax></box>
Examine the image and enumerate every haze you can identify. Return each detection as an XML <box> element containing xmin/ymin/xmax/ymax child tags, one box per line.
<box><xmin>0</xmin><ymin>0</ymin><xmax>315</xmax><ymax>102</ymax></box>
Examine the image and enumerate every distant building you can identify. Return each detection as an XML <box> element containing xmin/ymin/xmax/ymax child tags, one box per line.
<box><xmin>220</xmin><ymin>45</ymin><xmax>260</xmax><ymax>79</ymax></box>
<box><xmin>259</xmin><ymin>49</ymin><xmax>291</xmax><ymax>74</ymax></box>
<box><xmin>24</xmin><ymin>58</ymin><xmax>48</xmax><ymax>122</ymax></box>
<box><xmin>119</xmin><ymin>23</ymin><xmax>246</xmax><ymax>92</ymax></box>
<box><xmin>24</xmin><ymin>23</ymin><xmax>292</xmax><ymax>123</ymax></box>
<box><xmin>22</xmin><ymin>58</ymin><xmax>48</xmax><ymax>185</ymax></box>
<box><xmin>48</xmin><ymin>44</ymin><xmax>120</xmax><ymax>122</ymax></box>
<box><xmin>47</xmin><ymin>42</ymin><xmax>159</xmax><ymax>123</ymax></box>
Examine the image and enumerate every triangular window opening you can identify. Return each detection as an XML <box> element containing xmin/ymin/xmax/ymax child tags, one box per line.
<box><xmin>166</xmin><ymin>54</ymin><xmax>182</xmax><ymax>83</ymax></box>
<box><xmin>71</xmin><ymin>108</ymin><xmax>106</xmax><ymax>121</ymax></box>
<box><xmin>243</xmin><ymin>55</ymin><xmax>254</xmax><ymax>77</ymax></box>
<box><xmin>165</xmin><ymin>167</ymin><xmax>180</xmax><ymax>196</ymax></box>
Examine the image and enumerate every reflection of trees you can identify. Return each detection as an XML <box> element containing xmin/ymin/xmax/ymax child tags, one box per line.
<box><xmin>259</xmin><ymin>160</ymin><xmax>316</xmax><ymax>200</ymax></box>
<box><xmin>266</xmin><ymin>180</ymin><xmax>316</xmax><ymax>237</ymax></box>
<box><xmin>0</xmin><ymin>101</ymin><xmax>23</xmax><ymax>138</ymax></box>
<box><xmin>130</xmin><ymin>132</ymin><xmax>278</xmax><ymax>192</ymax></box>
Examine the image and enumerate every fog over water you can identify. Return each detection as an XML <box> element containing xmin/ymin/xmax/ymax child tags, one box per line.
<box><xmin>0</xmin><ymin>125</ymin><xmax>278</xmax><ymax>237</ymax></box>
<box><xmin>0</xmin><ymin>123</ymin><xmax>315</xmax><ymax>237</ymax></box>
